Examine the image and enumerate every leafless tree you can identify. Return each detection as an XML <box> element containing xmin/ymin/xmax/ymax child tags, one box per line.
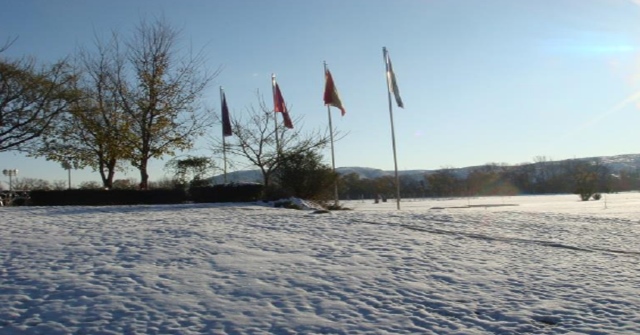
<box><xmin>211</xmin><ymin>95</ymin><xmax>335</xmax><ymax>188</ymax></box>
<box><xmin>12</xmin><ymin>177</ymin><xmax>52</xmax><ymax>191</ymax></box>
<box><xmin>51</xmin><ymin>180</ymin><xmax>67</xmax><ymax>190</ymax></box>
<box><xmin>30</xmin><ymin>33</ymin><xmax>131</xmax><ymax>188</ymax></box>
<box><xmin>114</xmin><ymin>18</ymin><xmax>218</xmax><ymax>189</ymax></box>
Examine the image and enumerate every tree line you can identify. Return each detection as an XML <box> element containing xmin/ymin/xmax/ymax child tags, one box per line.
<box><xmin>338</xmin><ymin>157</ymin><xmax>638</xmax><ymax>201</ymax></box>
<box><xmin>2</xmin><ymin>19</ymin><xmax>215</xmax><ymax>189</ymax></box>
<box><xmin>2</xmin><ymin>18</ymin><xmax>333</xmax><ymax>199</ymax></box>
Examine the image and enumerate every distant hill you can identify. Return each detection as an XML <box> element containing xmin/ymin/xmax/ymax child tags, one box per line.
<box><xmin>209</xmin><ymin>167</ymin><xmax>432</xmax><ymax>184</ymax></box>
<box><xmin>210</xmin><ymin>153</ymin><xmax>640</xmax><ymax>184</ymax></box>
<box><xmin>594</xmin><ymin>153</ymin><xmax>640</xmax><ymax>172</ymax></box>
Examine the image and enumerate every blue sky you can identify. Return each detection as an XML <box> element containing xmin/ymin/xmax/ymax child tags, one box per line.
<box><xmin>2</xmin><ymin>0</ymin><xmax>640</xmax><ymax>186</ymax></box>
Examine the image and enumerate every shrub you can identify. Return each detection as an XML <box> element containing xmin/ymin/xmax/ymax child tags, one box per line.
<box><xmin>275</xmin><ymin>150</ymin><xmax>337</xmax><ymax>201</ymax></box>
<box><xmin>262</xmin><ymin>185</ymin><xmax>290</xmax><ymax>202</ymax></box>
<box><xmin>578</xmin><ymin>192</ymin><xmax>591</xmax><ymax>201</ymax></box>
<box><xmin>592</xmin><ymin>193</ymin><xmax>602</xmax><ymax>201</ymax></box>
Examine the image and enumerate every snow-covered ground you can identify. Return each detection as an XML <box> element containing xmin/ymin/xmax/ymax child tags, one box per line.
<box><xmin>1</xmin><ymin>193</ymin><xmax>640</xmax><ymax>334</ymax></box>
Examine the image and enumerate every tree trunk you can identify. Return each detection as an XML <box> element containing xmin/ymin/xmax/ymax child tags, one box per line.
<box><xmin>105</xmin><ymin>158</ymin><xmax>116</xmax><ymax>189</ymax></box>
<box><xmin>99</xmin><ymin>158</ymin><xmax>117</xmax><ymax>189</ymax></box>
<box><xmin>139</xmin><ymin>159</ymin><xmax>149</xmax><ymax>190</ymax></box>
<box><xmin>262</xmin><ymin>169</ymin><xmax>270</xmax><ymax>188</ymax></box>
<box><xmin>98</xmin><ymin>160</ymin><xmax>108</xmax><ymax>189</ymax></box>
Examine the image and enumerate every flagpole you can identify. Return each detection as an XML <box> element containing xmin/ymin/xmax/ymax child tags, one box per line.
<box><xmin>383</xmin><ymin>47</ymin><xmax>401</xmax><ymax>210</ymax></box>
<box><xmin>271</xmin><ymin>74</ymin><xmax>281</xmax><ymax>154</ymax></box>
<box><xmin>324</xmin><ymin>61</ymin><xmax>339</xmax><ymax>207</ymax></box>
<box><xmin>220</xmin><ymin>86</ymin><xmax>228</xmax><ymax>184</ymax></box>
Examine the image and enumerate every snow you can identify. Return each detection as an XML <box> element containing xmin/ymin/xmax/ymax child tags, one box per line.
<box><xmin>1</xmin><ymin>193</ymin><xmax>640</xmax><ymax>334</ymax></box>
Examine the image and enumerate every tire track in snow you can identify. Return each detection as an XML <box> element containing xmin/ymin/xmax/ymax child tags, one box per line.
<box><xmin>352</xmin><ymin>219</ymin><xmax>640</xmax><ymax>256</ymax></box>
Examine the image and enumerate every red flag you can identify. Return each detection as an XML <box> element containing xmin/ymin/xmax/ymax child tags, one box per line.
<box><xmin>273</xmin><ymin>82</ymin><xmax>287</xmax><ymax>114</ymax></box>
<box><xmin>281</xmin><ymin>110</ymin><xmax>293</xmax><ymax>129</ymax></box>
<box><xmin>273</xmin><ymin>82</ymin><xmax>293</xmax><ymax>129</ymax></box>
<box><xmin>323</xmin><ymin>69</ymin><xmax>345</xmax><ymax>116</ymax></box>
<box><xmin>221</xmin><ymin>92</ymin><xmax>232</xmax><ymax>136</ymax></box>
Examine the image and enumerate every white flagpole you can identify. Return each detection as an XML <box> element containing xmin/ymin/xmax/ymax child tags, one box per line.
<box><xmin>271</xmin><ymin>74</ymin><xmax>281</xmax><ymax>154</ymax></box>
<box><xmin>220</xmin><ymin>86</ymin><xmax>228</xmax><ymax>184</ymax></box>
<box><xmin>383</xmin><ymin>47</ymin><xmax>401</xmax><ymax>210</ymax></box>
<box><xmin>324</xmin><ymin>61</ymin><xmax>339</xmax><ymax>207</ymax></box>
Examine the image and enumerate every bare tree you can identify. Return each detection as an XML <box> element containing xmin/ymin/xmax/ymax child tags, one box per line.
<box><xmin>115</xmin><ymin>18</ymin><xmax>217</xmax><ymax>189</ymax></box>
<box><xmin>25</xmin><ymin>19</ymin><xmax>216</xmax><ymax>189</ymax></box>
<box><xmin>211</xmin><ymin>95</ymin><xmax>334</xmax><ymax>189</ymax></box>
<box><xmin>149</xmin><ymin>176</ymin><xmax>183</xmax><ymax>189</ymax></box>
<box><xmin>148</xmin><ymin>176</ymin><xmax>181</xmax><ymax>190</ymax></box>
<box><xmin>78</xmin><ymin>181</ymin><xmax>102</xmax><ymax>189</ymax></box>
<box><xmin>12</xmin><ymin>177</ymin><xmax>52</xmax><ymax>191</ymax></box>
<box><xmin>112</xmin><ymin>178</ymin><xmax>139</xmax><ymax>189</ymax></box>
<box><xmin>165</xmin><ymin>155</ymin><xmax>217</xmax><ymax>187</ymax></box>
<box><xmin>30</xmin><ymin>33</ymin><xmax>131</xmax><ymax>188</ymax></box>
<box><xmin>51</xmin><ymin>180</ymin><xmax>67</xmax><ymax>190</ymax></box>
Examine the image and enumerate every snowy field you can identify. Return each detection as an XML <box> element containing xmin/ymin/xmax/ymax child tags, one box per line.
<box><xmin>1</xmin><ymin>193</ymin><xmax>640</xmax><ymax>334</ymax></box>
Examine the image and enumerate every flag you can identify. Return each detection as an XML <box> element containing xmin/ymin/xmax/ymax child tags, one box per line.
<box><xmin>221</xmin><ymin>92</ymin><xmax>232</xmax><ymax>137</ymax></box>
<box><xmin>273</xmin><ymin>81</ymin><xmax>294</xmax><ymax>129</ymax></box>
<box><xmin>385</xmin><ymin>48</ymin><xmax>404</xmax><ymax>108</ymax></box>
<box><xmin>273</xmin><ymin>82</ymin><xmax>287</xmax><ymax>114</ymax></box>
<box><xmin>281</xmin><ymin>110</ymin><xmax>294</xmax><ymax>129</ymax></box>
<box><xmin>323</xmin><ymin>69</ymin><xmax>346</xmax><ymax>116</ymax></box>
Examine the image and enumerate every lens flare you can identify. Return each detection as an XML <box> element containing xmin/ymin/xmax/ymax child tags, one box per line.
<box><xmin>566</xmin><ymin>89</ymin><xmax>640</xmax><ymax>138</ymax></box>
<box><xmin>542</xmin><ymin>32</ymin><xmax>638</xmax><ymax>56</ymax></box>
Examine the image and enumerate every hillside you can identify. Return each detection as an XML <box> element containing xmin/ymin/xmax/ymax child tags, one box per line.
<box><xmin>211</xmin><ymin>153</ymin><xmax>640</xmax><ymax>184</ymax></box>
